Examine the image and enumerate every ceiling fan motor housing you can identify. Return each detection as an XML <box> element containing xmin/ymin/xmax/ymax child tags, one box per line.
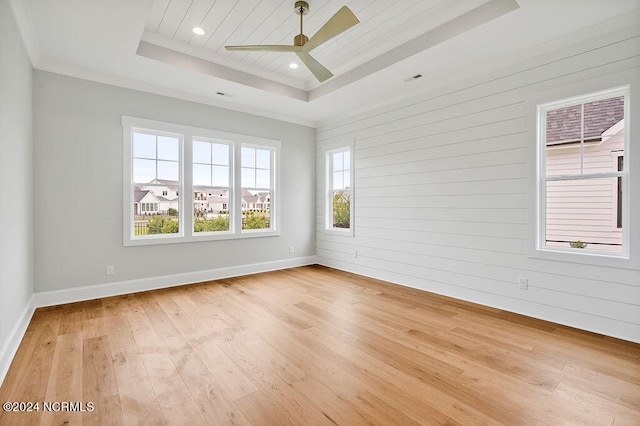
<box><xmin>294</xmin><ymin>34</ymin><xmax>309</xmax><ymax>46</ymax></box>
<box><xmin>294</xmin><ymin>1</ymin><xmax>309</xmax><ymax>15</ymax></box>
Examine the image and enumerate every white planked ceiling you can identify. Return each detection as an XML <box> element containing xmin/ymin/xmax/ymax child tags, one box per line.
<box><xmin>11</xmin><ymin>0</ymin><xmax>640</xmax><ymax>126</ymax></box>
<box><xmin>142</xmin><ymin>0</ymin><xmax>492</xmax><ymax>88</ymax></box>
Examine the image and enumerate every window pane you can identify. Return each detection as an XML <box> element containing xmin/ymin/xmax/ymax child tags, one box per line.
<box><xmin>213</xmin><ymin>143</ymin><xmax>229</xmax><ymax>166</ymax></box>
<box><xmin>256</xmin><ymin>149</ymin><xmax>270</xmax><ymax>169</ymax></box>
<box><xmin>193</xmin><ymin>141</ymin><xmax>211</xmax><ymax>164</ymax></box>
<box><xmin>333</xmin><ymin>171</ymin><xmax>343</xmax><ymax>190</ymax></box>
<box><xmin>546</xmin><ymin>145</ymin><xmax>581</xmax><ymax>177</ymax></box>
<box><xmin>158</xmin><ymin>160</ymin><xmax>179</xmax><ymax>181</ymax></box>
<box><xmin>332</xmin><ymin>190</ymin><xmax>350</xmax><ymax>229</ymax></box>
<box><xmin>343</xmin><ymin>150</ymin><xmax>350</xmax><ymax>171</ymax></box>
<box><xmin>333</xmin><ymin>152</ymin><xmax>343</xmax><ymax>172</ymax></box>
<box><xmin>343</xmin><ymin>170</ymin><xmax>351</xmax><ymax>188</ymax></box>
<box><xmin>242</xmin><ymin>168</ymin><xmax>255</xmax><ymax>188</ymax></box>
<box><xmin>133</xmin><ymin>158</ymin><xmax>155</xmax><ymax>183</ymax></box>
<box><xmin>194</xmin><ymin>188</ymin><xmax>229</xmax><ymax>233</ymax></box>
<box><xmin>256</xmin><ymin>169</ymin><xmax>270</xmax><ymax>188</ymax></box>
<box><xmin>133</xmin><ymin>133</ymin><xmax>156</xmax><ymax>159</ymax></box>
<box><xmin>212</xmin><ymin>165</ymin><xmax>229</xmax><ymax>187</ymax></box>
<box><xmin>546</xmin><ymin>105</ymin><xmax>581</xmax><ymax>144</ymax></box>
<box><xmin>242</xmin><ymin>190</ymin><xmax>270</xmax><ymax>230</ymax></box>
<box><xmin>193</xmin><ymin>164</ymin><xmax>211</xmax><ymax>186</ymax></box>
<box><xmin>157</xmin><ymin>136</ymin><xmax>179</xmax><ymax>161</ymax></box>
<box><xmin>584</xmin><ymin>96</ymin><xmax>624</xmax><ymax>140</ymax></box>
<box><xmin>242</xmin><ymin>147</ymin><xmax>255</xmax><ymax>168</ymax></box>
<box><xmin>545</xmin><ymin>177</ymin><xmax>621</xmax><ymax>253</ymax></box>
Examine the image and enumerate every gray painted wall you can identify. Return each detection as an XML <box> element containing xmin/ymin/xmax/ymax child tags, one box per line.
<box><xmin>0</xmin><ymin>0</ymin><xmax>33</xmax><ymax>358</ymax></box>
<box><xmin>33</xmin><ymin>71</ymin><xmax>316</xmax><ymax>293</ymax></box>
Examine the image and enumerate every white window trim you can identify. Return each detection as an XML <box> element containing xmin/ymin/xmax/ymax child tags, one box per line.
<box><xmin>526</xmin><ymin>78</ymin><xmax>638</xmax><ymax>270</ymax></box>
<box><xmin>123</xmin><ymin>116</ymin><xmax>280</xmax><ymax>246</ymax></box>
<box><xmin>324</xmin><ymin>140</ymin><xmax>355</xmax><ymax>237</ymax></box>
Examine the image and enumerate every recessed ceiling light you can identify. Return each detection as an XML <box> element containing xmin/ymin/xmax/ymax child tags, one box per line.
<box><xmin>193</xmin><ymin>27</ymin><xmax>205</xmax><ymax>35</ymax></box>
<box><xmin>289</xmin><ymin>63</ymin><xmax>299</xmax><ymax>69</ymax></box>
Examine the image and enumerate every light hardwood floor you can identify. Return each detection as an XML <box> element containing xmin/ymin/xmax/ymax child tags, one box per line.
<box><xmin>1</xmin><ymin>265</ymin><xmax>639</xmax><ymax>425</ymax></box>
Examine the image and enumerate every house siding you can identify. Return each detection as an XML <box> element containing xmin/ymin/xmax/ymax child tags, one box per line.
<box><xmin>315</xmin><ymin>21</ymin><xmax>640</xmax><ymax>342</ymax></box>
<box><xmin>545</xmin><ymin>128</ymin><xmax>624</xmax><ymax>251</ymax></box>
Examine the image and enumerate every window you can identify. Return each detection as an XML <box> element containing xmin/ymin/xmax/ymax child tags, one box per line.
<box><xmin>537</xmin><ymin>87</ymin><xmax>628</xmax><ymax>256</ymax></box>
<box><xmin>241</xmin><ymin>146</ymin><xmax>274</xmax><ymax>231</ymax></box>
<box><xmin>325</xmin><ymin>145</ymin><xmax>354</xmax><ymax>235</ymax></box>
<box><xmin>193</xmin><ymin>139</ymin><xmax>231</xmax><ymax>234</ymax></box>
<box><xmin>131</xmin><ymin>130</ymin><xmax>182</xmax><ymax>237</ymax></box>
<box><xmin>123</xmin><ymin>116</ymin><xmax>280</xmax><ymax>246</ymax></box>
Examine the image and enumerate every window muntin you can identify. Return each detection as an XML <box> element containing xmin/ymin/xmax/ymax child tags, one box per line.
<box><xmin>538</xmin><ymin>87</ymin><xmax>628</xmax><ymax>256</ymax></box>
<box><xmin>326</xmin><ymin>146</ymin><xmax>353</xmax><ymax>233</ymax></box>
<box><xmin>132</xmin><ymin>131</ymin><xmax>182</xmax><ymax>238</ymax></box>
<box><xmin>123</xmin><ymin>116</ymin><xmax>280</xmax><ymax>246</ymax></box>
<box><xmin>193</xmin><ymin>139</ymin><xmax>231</xmax><ymax>234</ymax></box>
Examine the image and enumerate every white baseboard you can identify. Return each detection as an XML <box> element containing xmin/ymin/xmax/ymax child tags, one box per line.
<box><xmin>34</xmin><ymin>255</ymin><xmax>317</xmax><ymax>308</ymax></box>
<box><xmin>0</xmin><ymin>295</ymin><xmax>35</xmax><ymax>387</ymax></box>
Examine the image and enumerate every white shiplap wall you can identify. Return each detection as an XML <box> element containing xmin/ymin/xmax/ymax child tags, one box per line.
<box><xmin>315</xmin><ymin>21</ymin><xmax>640</xmax><ymax>342</ymax></box>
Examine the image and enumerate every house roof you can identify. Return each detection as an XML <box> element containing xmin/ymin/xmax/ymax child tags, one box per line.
<box><xmin>133</xmin><ymin>188</ymin><xmax>150</xmax><ymax>203</ymax></box>
<box><xmin>546</xmin><ymin>96</ymin><xmax>624</xmax><ymax>144</ymax></box>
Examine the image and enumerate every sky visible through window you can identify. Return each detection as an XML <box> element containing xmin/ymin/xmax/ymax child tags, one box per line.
<box><xmin>193</xmin><ymin>140</ymin><xmax>230</xmax><ymax>187</ymax></box>
<box><xmin>133</xmin><ymin>133</ymin><xmax>179</xmax><ymax>183</ymax></box>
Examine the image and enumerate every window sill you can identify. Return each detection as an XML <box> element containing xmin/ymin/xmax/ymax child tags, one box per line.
<box><xmin>124</xmin><ymin>229</ymin><xmax>280</xmax><ymax>246</ymax></box>
<box><xmin>529</xmin><ymin>246</ymin><xmax>638</xmax><ymax>270</ymax></box>
<box><xmin>324</xmin><ymin>227</ymin><xmax>354</xmax><ymax>237</ymax></box>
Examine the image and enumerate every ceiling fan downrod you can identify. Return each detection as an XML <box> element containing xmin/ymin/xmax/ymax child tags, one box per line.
<box><xmin>294</xmin><ymin>1</ymin><xmax>309</xmax><ymax>46</ymax></box>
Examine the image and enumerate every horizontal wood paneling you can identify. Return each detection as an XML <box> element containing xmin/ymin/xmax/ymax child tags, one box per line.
<box><xmin>316</xmin><ymin>24</ymin><xmax>640</xmax><ymax>342</ymax></box>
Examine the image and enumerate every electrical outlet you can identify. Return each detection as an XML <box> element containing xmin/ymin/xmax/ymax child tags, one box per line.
<box><xmin>288</xmin><ymin>246</ymin><xmax>294</xmax><ymax>254</ymax></box>
<box><xmin>106</xmin><ymin>265</ymin><xmax>115</xmax><ymax>276</ymax></box>
<box><xmin>518</xmin><ymin>277</ymin><xmax>528</xmax><ymax>290</ymax></box>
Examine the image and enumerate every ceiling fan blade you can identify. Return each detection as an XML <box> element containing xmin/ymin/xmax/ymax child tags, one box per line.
<box><xmin>225</xmin><ymin>45</ymin><xmax>302</xmax><ymax>52</ymax></box>
<box><xmin>303</xmin><ymin>6</ymin><xmax>359</xmax><ymax>52</ymax></box>
<box><xmin>296</xmin><ymin>51</ymin><xmax>333</xmax><ymax>82</ymax></box>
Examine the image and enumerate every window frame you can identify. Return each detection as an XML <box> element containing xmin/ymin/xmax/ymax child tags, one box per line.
<box><xmin>324</xmin><ymin>141</ymin><xmax>354</xmax><ymax>237</ymax></box>
<box><xmin>240</xmin><ymin>143</ymin><xmax>277</xmax><ymax>234</ymax></box>
<box><xmin>535</xmin><ymin>86</ymin><xmax>629</xmax><ymax>260</ymax></box>
<box><xmin>123</xmin><ymin>116</ymin><xmax>280</xmax><ymax>246</ymax></box>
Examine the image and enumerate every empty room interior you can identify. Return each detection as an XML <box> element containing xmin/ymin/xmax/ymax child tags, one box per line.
<box><xmin>1</xmin><ymin>0</ymin><xmax>640</xmax><ymax>424</ymax></box>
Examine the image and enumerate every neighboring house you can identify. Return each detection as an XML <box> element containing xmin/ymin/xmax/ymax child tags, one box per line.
<box><xmin>134</xmin><ymin>183</ymin><xmax>266</xmax><ymax>216</ymax></box>
<box><xmin>545</xmin><ymin>97</ymin><xmax>624</xmax><ymax>251</ymax></box>
<box><xmin>133</xmin><ymin>187</ymin><xmax>160</xmax><ymax>215</ymax></box>
<box><xmin>241</xmin><ymin>189</ymin><xmax>270</xmax><ymax>211</ymax></box>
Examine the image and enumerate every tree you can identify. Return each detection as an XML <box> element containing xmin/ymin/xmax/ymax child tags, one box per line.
<box><xmin>333</xmin><ymin>191</ymin><xmax>350</xmax><ymax>228</ymax></box>
<box><xmin>147</xmin><ymin>216</ymin><xmax>178</xmax><ymax>234</ymax></box>
<box><xmin>243</xmin><ymin>211</ymin><xmax>268</xmax><ymax>229</ymax></box>
<box><xmin>194</xmin><ymin>215</ymin><xmax>229</xmax><ymax>232</ymax></box>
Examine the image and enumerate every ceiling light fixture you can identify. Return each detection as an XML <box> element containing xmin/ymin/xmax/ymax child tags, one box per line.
<box><xmin>192</xmin><ymin>27</ymin><xmax>205</xmax><ymax>35</ymax></box>
<box><xmin>289</xmin><ymin>63</ymin><xmax>299</xmax><ymax>69</ymax></box>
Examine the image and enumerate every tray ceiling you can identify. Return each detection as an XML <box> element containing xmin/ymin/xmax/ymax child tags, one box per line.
<box><xmin>141</xmin><ymin>0</ymin><xmax>496</xmax><ymax>90</ymax></box>
<box><xmin>11</xmin><ymin>0</ymin><xmax>640</xmax><ymax>125</ymax></box>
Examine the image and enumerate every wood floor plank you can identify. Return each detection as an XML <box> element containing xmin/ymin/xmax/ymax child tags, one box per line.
<box><xmin>82</xmin><ymin>335</ymin><xmax>123</xmax><ymax>425</ymax></box>
<box><xmin>111</xmin><ymin>345</ymin><xmax>165</xmax><ymax>425</ymax></box>
<box><xmin>1</xmin><ymin>265</ymin><xmax>638</xmax><ymax>425</ymax></box>
<box><xmin>140</xmin><ymin>352</ymin><xmax>207</xmax><ymax>425</ymax></box>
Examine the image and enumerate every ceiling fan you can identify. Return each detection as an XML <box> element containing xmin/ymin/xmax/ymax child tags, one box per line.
<box><xmin>225</xmin><ymin>1</ymin><xmax>359</xmax><ymax>83</ymax></box>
